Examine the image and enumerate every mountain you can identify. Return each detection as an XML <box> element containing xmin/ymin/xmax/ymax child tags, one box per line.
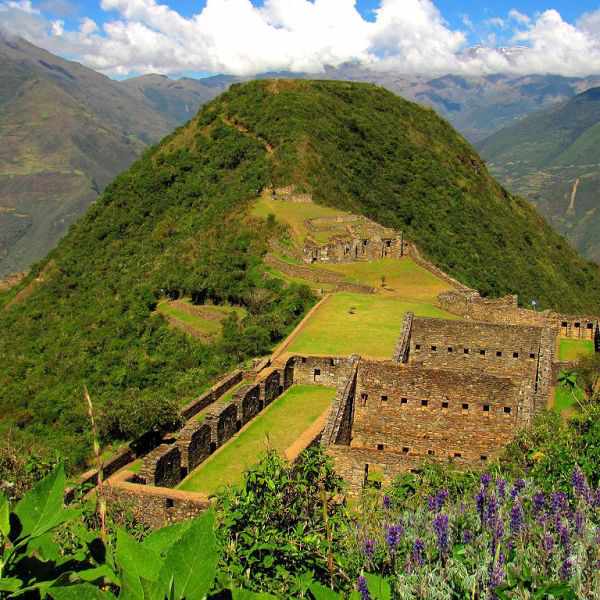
<box><xmin>479</xmin><ymin>87</ymin><xmax>600</xmax><ymax>261</ymax></box>
<box><xmin>2</xmin><ymin>79</ymin><xmax>600</xmax><ymax>468</ymax></box>
<box><xmin>0</xmin><ymin>36</ymin><xmax>229</xmax><ymax>278</ymax></box>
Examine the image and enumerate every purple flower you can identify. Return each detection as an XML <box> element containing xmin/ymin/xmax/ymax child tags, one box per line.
<box><xmin>383</xmin><ymin>495</ymin><xmax>391</xmax><ymax>510</ymax></box>
<box><xmin>533</xmin><ymin>492</ymin><xmax>546</xmax><ymax>516</ymax></box>
<box><xmin>476</xmin><ymin>489</ymin><xmax>486</xmax><ymax>523</ymax></box>
<box><xmin>542</xmin><ymin>533</ymin><xmax>554</xmax><ymax>555</ymax></box>
<box><xmin>594</xmin><ymin>489</ymin><xmax>600</xmax><ymax>509</ymax></box>
<box><xmin>510</xmin><ymin>502</ymin><xmax>524</xmax><ymax>537</ymax></box>
<box><xmin>488</xmin><ymin>552</ymin><xmax>506</xmax><ymax>589</ymax></box>
<box><xmin>363</xmin><ymin>538</ymin><xmax>375</xmax><ymax>559</ymax></box>
<box><xmin>496</xmin><ymin>478</ymin><xmax>507</xmax><ymax>501</ymax></box>
<box><xmin>481</xmin><ymin>473</ymin><xmax>492</xmax><ymax>488</ymax></box>
<box><xmin>412</xmin><ymin>538</ymin><xmax>425</xmax><ymax>567</ymax></box>
<box><xmin>357</xmin><ymin>576</ymin><xmax>371</xmax><ymax>600</ymax></box>
<box><xmin>485</xmin><ymin>494</ymin><xmax>499</xmax><ymax>527</ymax></box>
<box><xmin>551</xmin><ymin>491</ymin><xmax>568</xmax><ymax>515</ymax></box>
<box><xmin>560</xmin><ymin>558</ymin><xmax>573</xmax><ymax>581</ymax></box>
<box><xmin>572</xmin><ymin>466</ymin><xmax>588</xmax><ymax>498</ymax></box>
<box><xmin>427</xmin><ymin>495</ymin><xmax>436</xmax><ymax>512</ymax></box>
<box><xmin>575</xmin><ymin>511</ymin><xmax>585</xmax><ymax>536</ymax></box>
<box><xmin>428</xmin><ymin>489</ymin><xmax>449</xmax><ymax>513</ymax></box>
<box><xmin>433</xmin><ymin>513</ymin><xmax>449</xmax><ymax>557</ymax></box>
<box><xmin>595</xmin><ymin>526</ymin><xmax>600</xmax><ymax>546</ymax></box>
<box><xmin>558</xmin><ymin>522</ymin><xmax>571</xmax><ymax>553</ymax></box>
<box><xmin>386</xmin><ymin>524</ymin><xmax>403</xmax><ymax>553</ymax></box>
<box><xmin>462</xmin><ymin>529</ymin><xmax>473</xmax><ymax>544</ymax></box>
<box><xmin>510</xmin><ymin>478</ymin><xmax>526</xmax><ymax>500</ymax></box>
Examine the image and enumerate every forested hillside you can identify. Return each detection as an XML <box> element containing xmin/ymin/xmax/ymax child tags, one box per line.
<box><xmin>2</xmin><ymin>79</ymin><xmax>600</xmax><ymax>470</ymax></box>
<box><xmin>479</xmin><ymin>87</ymin><xmax>600</xmax><ymax>261</ymax></box>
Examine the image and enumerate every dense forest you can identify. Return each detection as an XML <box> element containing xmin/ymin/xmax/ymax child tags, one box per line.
<box><xmin>2</xmin><ymin>79</ymin><xmax>600</xmax><ymax>471</ymax></box>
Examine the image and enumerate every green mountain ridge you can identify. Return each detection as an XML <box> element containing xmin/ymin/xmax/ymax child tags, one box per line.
<box><xmin>2</xmin><ymin>79</ymin><xmax>600</xmax><ymax>469</ymax></box>
<box><xmin>478</xmin><ymin>87</ymin><xmax>600</xmax><ymax>261</ymax></box>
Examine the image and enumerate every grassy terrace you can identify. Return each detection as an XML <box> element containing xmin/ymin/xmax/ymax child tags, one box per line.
<box><xmin>156</xmin><ymin>299</ymin><xmax>246</xmax><ymax>340</ymax></box>
<box><xmin>178</xmin><ymin>384</ymin><xmax>336</xmax><ymax>495</ymax></box>
<box><xmin>287</xmin><ymin>292</ymin><xmax>455</xmax><ymax>359</ymax></box>
<box><xmin>558</xmin><ymin>339</ymin><xmax>595</xmax><ymax>362</ymax></box>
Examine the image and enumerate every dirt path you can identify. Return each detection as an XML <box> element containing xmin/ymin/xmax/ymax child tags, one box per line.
<box><xmin>222</xmin><ymin>115</ymin><xmax>274</xmax><ymax>154</ymax></box>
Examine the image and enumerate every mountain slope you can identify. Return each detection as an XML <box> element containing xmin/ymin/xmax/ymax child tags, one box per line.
<box><xmin>2</xmin><ymin>79</ymin><xmax>600</xmax><ymax>468</ymax></box>
<box><xmin>479</xmin><ymin>87</ymin><xmax>600</xmax><ymax>261</ymax></box>
<box><xmin>0</xmin><ymin>36</ymin><xmax>228</xmax><ymax>278</ymax></box>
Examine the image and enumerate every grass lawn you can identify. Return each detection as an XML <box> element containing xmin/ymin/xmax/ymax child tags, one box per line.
<box><xmin>252</xmin><ymin>195</ymin><xmax>355</xmax><ymax>245</ymax></box>
<box><xmin>178</xmin><ymin>384</ymin><xmax>336</xmax><ymax>494</ymax></box>
<box><xmin>558</xmin><ymin>339</ymin><xmax>595</xmax><ymax>362</ymax></box>
<box><xmin>286</xmin><ymin>292</ymin><xmax>456</xmax><ymax>359</ymax></box>
<box><xmin>314</xmin><ymin>257</ymin><xmax>452</xmax><ymax>302</ymax></box>
<box><xmin>157</xmin><ymin>300</ymin><xmax>246</xmax><ymax>339</ymax></box>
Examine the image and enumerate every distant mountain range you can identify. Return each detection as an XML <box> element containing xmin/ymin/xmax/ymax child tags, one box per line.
<box><xmin>479</xmin><ymin>87</ymin><xmax>600</xmax><ymax>261</ymax></box>
<box><xmin>3</xmin><ymin>35</ymin><xmax>600</xmax><ymax>276</ymax></box>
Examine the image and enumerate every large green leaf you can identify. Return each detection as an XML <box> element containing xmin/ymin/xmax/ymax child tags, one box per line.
<box><xmin>158</xmin><ymin>510</ymin><xmax>217</xmax><ymax>600</ymax></box>
<box><xmin>13</xmin><ymin>465</ymin><xmax>79</xmax><ymax>540</ymax></box>
<box><xmin>309</xmin><ymin>582</ymin><xmax>342</xmax><ymax>600</ymax></box>
<box><xmin>49</xmin><ymin>584</ymin><xmax>117</xmax><ymax>599</ymax></box>
<box><xmin>365</xmin><ymin>574</ymin><xmax>391</xmax><ymax>600</ymax></box>
<box><xmin>0</xmin><ymin>492</ymin><xmax>9</xmax><ymax>537</ymax></box>
<box><xmin>115</xmin><ymin>529</ymin><xmax>162</xmax><ymax>600</ymax></box>
<box><xmin>0</xmin><ymin>577</ymin><xmax>22</xmax><ymax>593</ymax></box>
<box><xmin>142</xmin><ymin>521</ymin><xmax>193</xmax><ymax>556</ymax></box>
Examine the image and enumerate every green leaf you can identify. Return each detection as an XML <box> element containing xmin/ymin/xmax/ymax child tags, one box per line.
<box><xmin>309</xmin><ymin>582</ymin><xmax>342</xmax><ymax>600</ymax></box>
<box><xmin>232</xmin><ymin>589</ymin><xmax>279</xmax><ymax>600</ymax></box>
<box><xmin>0</xmin><ymin>578</ymin><xmax>22</xmax><ymax>593</ymax></box>
<box><xmin>74</xmin><ymin>565</ymin><xmax>120</xmax><ymax>586</ymax></box>
<box><xmin>49</xmin><ymin>584</ymin><xmax>117</xmax><ymax>600</ymax></box>
<box><xmin>0</xmin><ymin>492</ymin><xmax>9</xmax><ymax>538</ymax></box>
<box><xmin>365</xmin><ymin>574</ymin><xmax>391</xmax><ymax>600</ymax></box>
<box><xmin>158</xmin><ymin>510</ymin><xmax>217</xmax><ymax>600</ymax></box>
<box><xmin>13</xmin><ymin>465</ymin><xmax>79</xmax><ymax>540</ymax></box>
<box><xmin>142</xmin><ymin>521</ymin><xmax>193</xmax><ymax>556</ymax></box>
<box><xmin>115</xmin><ymin>528</ymin><xmax>162</xmax><ymax>600</ymax></box>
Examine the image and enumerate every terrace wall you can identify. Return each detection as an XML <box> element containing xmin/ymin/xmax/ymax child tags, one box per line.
<box><xmin>290</xmin><ymin>355</ymin><xmax>355</xmax><ymax>388</ymax></box>
<box><xmin>180</xmin><ymin>370</ymin><xmax>243</xmax><ymax>420</ymax></box>
<box><xmin>234</xmin><ymin>384</ymin><xmax>262</xmax><ymax>425</ymax></box>
<box><xmin>206</xmin><ymin>402</ymin><xmax>239</xmax><ymax>446</ymax></box>
<box><xmin>260</xmin><ymin>369</ymin><xmax>282</xmax><ymax>406</ymax></box>
<box><xmin>139</xmin><ymin>445</ymin><xmax>182</xmax><ymax>488</ymax></box>
<box><xmin>176</xmin><ymin>422</ymin><xmax>212</xmax><ymax>473</ymax></box>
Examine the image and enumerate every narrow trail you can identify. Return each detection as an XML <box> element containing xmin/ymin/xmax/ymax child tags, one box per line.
<box><xmin>222</xmin><ymin>115</ymin><xmax>274</xmax><ymax>154</ymax></box>
<box><xmin>567</xmin><ymin>178</ymin><xmax>580</xmax><ymax>216</ymax></box>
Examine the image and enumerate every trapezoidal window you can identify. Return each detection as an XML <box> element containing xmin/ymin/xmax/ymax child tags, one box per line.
<box><xmin>381</xmin><ymin>395</ymin><xmax>388</xmax><ymax>402</ymax></box>
<box><xmin>447</xmin><ymin>346</ymin><xmax>453</xmax><ymax>353</ymax></box>
<box><xmin>529</xmin><ymin>353</ymin><xmax>536</xmax><ymax>359</ymax></box>
<box><xmin>401</xmin><ymin>397</ymin><xmax>408</xmax><ymax>405</ymax></box>
<box><xmin>588</xmin><ymin>323</ymin><xmax>594</xmax><ymax>329</ymax></box>
<box><xmin>483</xmin><ymin>405</ymin><xmax>490</xmax><ymax>412</ymax></box>
<box><xmin>561</xmin><ymin>321</ymin><xmax>568</xmax><ymax>327</ymax></box>
<box><xmin>313</xmin><ymin>368</ymin><xmax>321</xmax><ymax>382</ymax></box>
<box><xmin>575</xmin><ymin>323</ymin><xmax>581</xmax><ymax>328</ymax></box>
<box><xmin>496</xmin><ymin>351</ymin><xmax>503</xmax><ymax>357</ymax></box>
<box><xmin>431</xmin><ymin>345</ymin><xmax>437</xmax><ymax>352</ymax></box>
<box><xmin>441</xmin><ymin>401</ymin><xmax>449</xmax><ymax>409</ymax></box>
<box><xmin>421</xmin><ymin>400</ymin><xmax>429</xmax><ymax>407</ymax></box>
<box><xmin>453</xmin><ymin>452</ymin><xmax>462</xmax><ymax>458</ymax></box>
<box><xmin>464</xmin><ymin>348</ymin><xmax>470</xmax><ymax>354</ymax></box>
<box><xmin>165</xmin><ymin>498</ymin><xmax>175</xmax><ymax>509</ymax></box>
<box><xmin>513</xmin><ymin>352</ymin><xmax>519</xmax><ymax>359</ymax></box>
<box><xmin>428</xmin><ymin>450</ymin><xmax>435</xmax><ymax>456</ymax></box>
<box><xmin>480</xmin><ymin>455</ymin><xmax>488</xmax><ymax>462</ymax></box>
<box><xmin>377</xmin><ymin>443</ymin><xmax>384</xmax><ymax>451</ymax></box>
<box><xmin>504</xmin><ymin>407</ymin><xmax>512</xmax><ymax>415</ymax></box>
<box><xmin>480</xmin><ymin>349</ymin><xmax>486</xmax><ymax>356</ymax></box>
<box><xmin>415</xmin><ymin>344</ymin><xmax>421</xmax><ymax>350</ymax></box>
<box><xmin>402</xmin><ymin>447</ymin><xmax>410</xmax><ymax>454</ymax></box>
<box><xmin>462</xmin><ymin>403</ymin><xmax>469</xmax><ymax>411</ymax></box>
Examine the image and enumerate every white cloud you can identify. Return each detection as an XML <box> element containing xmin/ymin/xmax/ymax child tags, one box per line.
<box><xmin>509</xmin><ymin>9</ymin><xmax>530</xmax><ymax>25</ymax></box>
<box><xmin>2</xmin><ymin>0</ymin><xmax>600</xmax><ymax>78</ymax></box>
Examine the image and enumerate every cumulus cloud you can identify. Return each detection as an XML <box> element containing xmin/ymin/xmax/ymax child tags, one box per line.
<box><xmin>2</xmin><ymin>0</ymin><xmax>600</xmax><ymax>78</ymax></box>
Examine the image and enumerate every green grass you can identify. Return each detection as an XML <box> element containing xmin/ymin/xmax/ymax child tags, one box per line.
<box><xmin>558</xmin><ymin>339</ymin><xmax>595</xmax><ymax>362</ymax></box>
<box><xmin>314</xmin><ymin>257</ymin><xmax>452</xmax><ymax>302</ymax></box>
<box><xmin>178</xmin><ymin>384</ymin><xmax>336</xmax><ymax>494</ymax></box>
<box><xmin>554</xmin><ymin>386</ymin><xmax>584</xmax><ymax>413</ymax></box>
<box><xmin>157</xmin><ymin>300</ymin><xmax>246</xmax><ymax>338</ymax></box>
<box><xmin>286</xmin><ymin>292</ymin><xmax>456</xmax><ymax>359</ymax></box>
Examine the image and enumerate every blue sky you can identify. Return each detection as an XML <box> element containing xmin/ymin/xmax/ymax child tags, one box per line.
<box><xmin>3</xmin><ymin>0</ymin><xmax>600</xmax><ymax>77</ymax></box>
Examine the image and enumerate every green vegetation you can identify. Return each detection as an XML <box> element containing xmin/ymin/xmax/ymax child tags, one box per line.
<box><xmin>558</xmin><ymin>338</ymin><xmax>595</xmax><ymax>362</ymax></box>
<box><xmin>315</xmin><ymin>257</ymin><xmax>451</xmax><ymax>301</ymax></box>
<box><xmin>156</xmin><ymin>299</ymin><xmax>246</xmax><ymax>340</ymax></box>
<box><xmin>479</xmin><ymin>87</ymin><xmax>600</xmax><ymax>261</ymax></box>
<box><xmin>553</xmin><ymin>386</ymin><xmax>584</xmax><ymax>413</ymax></box>
<box><xmin>287</xmin><ymin>292</ymin><xmax>454</xmax><ymax>358</ymax></box>
<box><xmin>3</xmin><ymin>78</ymin><xmax>600</xmax><ymax>474</ymax></box>
<box><xmin>179</xmin><ymin>384</ymin><xmax>335</xmax><ymax>494</ymax></box>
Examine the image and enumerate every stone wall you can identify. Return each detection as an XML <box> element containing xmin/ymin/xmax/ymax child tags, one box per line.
<box><xmin>180</xmin><ymin>370</ymin><xmax>243</xmax><ymax>420</ymax></box>
<box><xmin>234</xmin><ymin>384</ymin><xmax>262</xmax><ymax>425</ymax></box>
<box><xmin>139</xmin><ymin>445</ymin><xmax>182</xmax><ymax>488</ymax></box>
<box><xmin>408</xmin><ymin>317</ymin><xmax>544</xmax><ymax>381</ymax></box>
<box><xmin>291</xmin><ymin>355</ymin><xmax>355</xmax><ymax>388</ymax></box>
<box><xmin>393</xmin><ymin>312</ymin><xmax>413</xmax><ymax>364</ymax></box>
<box><xmin>352</xmin><ymin>362</ymin><xmax>526</xmax><ymax>462</ymax></box>
<box><xmin>206</xmin><ymin>402</ymin><xmax>239</xmax><ymax>446</ymax></box>
<box><xmin>105</xmin><ymin>473</ymin><xmax>210</xmax><ymax>529</ymax></box>
<box><xmin>260</xmin><ymin>369</ymin><xmax>282</xmax><ymax>407</ymax></box>
<box><xmin>176</xmin><ymin>422</ymin><xmax>212</xmax><ymax>473</ymax></box>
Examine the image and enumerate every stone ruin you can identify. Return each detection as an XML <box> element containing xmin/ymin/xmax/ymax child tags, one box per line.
<box><xmin>302</xmin><ymin>215</ymin><xmax>407</xmax><ymax>264</ymax></box>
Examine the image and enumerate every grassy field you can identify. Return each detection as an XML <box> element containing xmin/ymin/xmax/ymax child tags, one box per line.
<box><xmin>178</xmin><ymin>384</ymin><xmax>336</xmax><ymax>495</ymax></box>
<box><xmin>315</xmin><ymin>258</ymin><xmax>452</xmax><ymax>302</ymax></box>
<box><xmin>286</xmin><ymin>292</ymin><xmax>456</xmax><ymax>359</ymax></box>
<box><xmin>156</xmin><ymin>300</ymin><xmax>246</xmax><ymax>340</ymax></box>
<box><xmin>252</xmin><ymin>195</ymin><xmax>355</xmax><ymax>245</ymax></box>
<box><xmin>558</xmin><ymin>339</ymin><xmax>595</xmax><ymax>362</ymax></box>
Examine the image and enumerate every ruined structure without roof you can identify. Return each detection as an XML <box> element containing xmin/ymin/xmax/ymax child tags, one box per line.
<box><xmin>302</xmin><ymin>215</ymin><xmax>406</xmax><ymax>264</ymax></box>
